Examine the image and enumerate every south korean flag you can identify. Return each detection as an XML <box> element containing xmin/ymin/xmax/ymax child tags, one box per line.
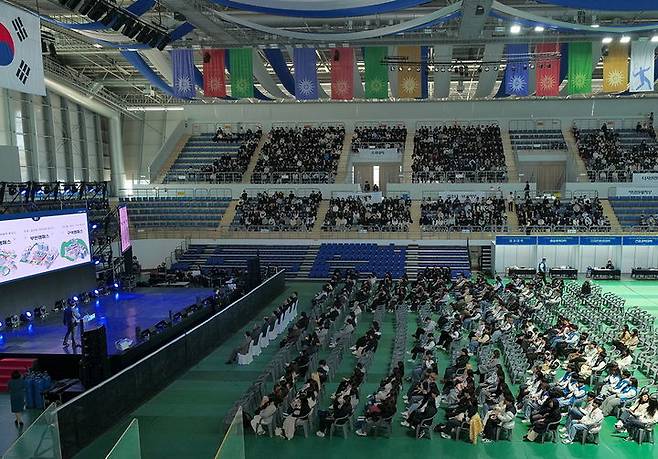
<box><xmin>0</xmin><ymin>4</ymin><xmax>45</xmax><ymax>96</ymax></box>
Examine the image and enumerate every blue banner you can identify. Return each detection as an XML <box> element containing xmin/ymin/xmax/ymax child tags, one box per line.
<box><xmin>537</xmin><ymin>236</ymin><xmax>579</xmax><ymax>246</ymax></box>
<box><xmin>622</xmin><ymin>236</ymin><xmax>658</xmax><ymax>246</ymax></box>
<box><xmin>504</xmin><ymin>44</ymin><xmax>529</xmax><ymax>96</ymax></box>
<box><xmin>293</xmin><ymin>48</ymin><xmax>318</xmax><ymax>100</ymax></box>
<box><xmin>579</xmin><ymin>236</ymin><xmax>622</xmax><ymax>246</ymax></box>
<box><xmin>496</xmin><ymin>236</ymin><xmax>537</xmax><ymax>245</ymax></box>
<box><xmin>171</xmin><ymin>49</ymin><xmax>196</xmax><ymax>99</ymax></box>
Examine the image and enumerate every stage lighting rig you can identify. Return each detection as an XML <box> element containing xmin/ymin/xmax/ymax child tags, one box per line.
<box><xmin>20</xmin><ymin>311</ymin><xmax>34</xmax><ymax>323</ymax></box>
<box><xmin>34</xmin><ymin>306</ymin><xmax>49</xmax><ymax>319</ymax></box>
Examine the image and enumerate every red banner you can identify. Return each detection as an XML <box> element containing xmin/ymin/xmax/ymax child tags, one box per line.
<box><xmin>330</xmin><ymin>47</ymin><xmax>354</xmax><ymax>100</ymax></box>
<box><xmin>535</xmin><ymin>43</ymin><xmax>560</xmax><ymax>97</ymax></box>
<box><xmin>203</xmin><ymin>49</ymin><xmax>226</xmax><ymax>98</ymax></box>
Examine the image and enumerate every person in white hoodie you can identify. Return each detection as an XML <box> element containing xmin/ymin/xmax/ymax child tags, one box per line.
<box><xmin>561</xmin><ymin>398</ymin><xmax>604</xmax><ymax>443</ymax></box>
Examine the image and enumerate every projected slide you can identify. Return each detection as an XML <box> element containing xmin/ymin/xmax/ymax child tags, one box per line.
<box><xmin>118</xmin><ymin>205</ymin><xmax>131</xmax><ymax>253</ymax></box>
<box><xmin>0</xmin><ymin>209</ymin><xmax>91</xmax><ymax>284</ymax></box>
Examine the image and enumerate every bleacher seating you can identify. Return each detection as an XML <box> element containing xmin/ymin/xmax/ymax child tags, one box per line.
<box><xmin>323</xmin><ymin>196</ymin><xmax>412</xmax><ymax>232</ymax></box>
<box><xmin>351</xmin><ymin>125</ymin><xmax>407</xmax><ymax>152</ymax></box>
<box><xmin>420</xmin><ymin>196</ymin><xmax>507</xmax><ymax>232</ymax></box>
<box><xmin>231</xmin><ymin>191</ymin><xmax>322</xmax><ymax>231</ymax></box>
<box><xmin>574</xmin><ymin>125</ymin><xmax>658</xmax><ymax>182</ymax></box>
<box><xmin>516</xmin><ymin>195</ymin><xmax>610</xmax><ymax>232</ymax></box>
<box><xmin>251</xmin><ymin>125</ymin><xmax>345</xmax><ymax>184</ymax></box>
<box><xmin>163</xmin><ymin>129</ymin><xmax>261</xmax><ymax>183</ymax></box>
<box><xmin>169</xmin><ymin>244</ymin><xmax>313</xmax><ymax>277</ymax></box>
<box><xmin>309</xmin><ymin>243</ymin><xmax>406</xmax><ymax>278</ymax></box>
<box><xmin>166</xmin><ymin>243</ymin><xmax>471</xmax><ymax>280</ymax></box>
<box><xmin>609</xmin><ymin>196</ymin><xmax>658</xmax><ymax>230</ymax></box>
<box><xmin>120</xmin><ymin>196</ymin><xmax>229</xmax><ymax>229</ymax></box>
<box><xmin>510</xmin><ymin>129</ymin><xmax>566</xmax><ymax>150</ymax></box>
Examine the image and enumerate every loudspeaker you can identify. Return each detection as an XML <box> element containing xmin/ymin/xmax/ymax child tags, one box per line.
<box><xmin>246</xmin><ymin>257</ymin><xmax>262</xmax><ymax>289</ymax></box>
<box><xmin>80</xmin><ymin>325</ymin><xmax>110</xmax><ymax>387</ymax></box>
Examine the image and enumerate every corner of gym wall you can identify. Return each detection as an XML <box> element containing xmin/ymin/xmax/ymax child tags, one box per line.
<box><xmin>121</xmin><ymin>110</ymin><xmax>186</xmax><ymax>183</ymax></box>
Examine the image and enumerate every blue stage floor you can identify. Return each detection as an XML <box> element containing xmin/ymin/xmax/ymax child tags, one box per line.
<box><xmin>0</xmin><ymin>288</ymin><xmax>213</xmax><ymax>356</ymax></box>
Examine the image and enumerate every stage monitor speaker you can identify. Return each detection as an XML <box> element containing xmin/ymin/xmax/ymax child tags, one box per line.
<box><xmin>246</xmin><ymin>256</ymin><xmax>261</xmax><ymax>289</ymax></box>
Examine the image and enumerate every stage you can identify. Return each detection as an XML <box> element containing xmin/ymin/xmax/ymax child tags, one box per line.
<box><xmin>0</xmin><ymin>287</ymin><xmax>213</xmax><ymax>356</ymax></box>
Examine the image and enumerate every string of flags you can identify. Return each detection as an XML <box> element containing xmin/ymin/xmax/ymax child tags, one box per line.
<box><xmin>168</xmin><ymin>41</ymin><xmax>658</xmax><ymax>101</ymax></box>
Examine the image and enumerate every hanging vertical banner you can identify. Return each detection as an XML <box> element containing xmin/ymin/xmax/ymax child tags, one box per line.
<box><xmin>364</xmin><ymin>46</ymin><xmax>389</xmax><ymax>99</ymax></box>
<box><xmin>535</xmin><ymin>43</ymin><xmax>560</xmax><ymax>97</ymax></box>
<box><xmin>397</xmin><ymin>46</ymin><xmax>422</xmax><ymax>98</ymax></box>
<box><xmin>0</xmin><ymin>3</ymin><xmax>45</xmax><ymax>96</ymax></box>
<box><xmin>504</xmin><ymin>44</ymin><xmax>529</xmax><ymax>96</ymax></box>
<box><xmin>171</xmin><ymin>49</ymin><xmax>196</xmax><ymax>99</ymax></box>
<box><xmin>567</xmin><ymin>42</ymin><xmax>592</xmax><ymax>95</ymax></box>
<box><xmin>229</xmin><ymin>48</ymin><xmax>254</xmax><ymax>98</ymax></box>
<box><xmin>630</xmin><ymin>41</ymin><xmax>656</xmax><ymax>93</ymax></box>
<box><xmin>603</xmin><ymin>43</ymin><xmax>629</xmax><ymax>93</ymax></box>
<box><xmin>202</xmin><ymin>49</ymin><xmax>226</xmax><ymax>98</ymax></box>
<box><xmin>293</xmin><ymin>47</ymin><xmax>318</xmax><ymax>100</ymax></box>
<box><xmin>330</xmin><ymin>47</ymin><xmax>354</xmax><ymax>100</ymax></box>
<box><xmin>420</xmin><ymin>46</ymin><xmax>429</xmax><ymax>99</ymax></box>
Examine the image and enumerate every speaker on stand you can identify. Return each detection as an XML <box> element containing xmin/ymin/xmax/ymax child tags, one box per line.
<box><xmin>246</xmin><ymin>256</ymin><xmax>262</xmax><ymax>290</ymax></box>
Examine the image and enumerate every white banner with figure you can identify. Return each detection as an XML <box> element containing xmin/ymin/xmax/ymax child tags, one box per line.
<box><xmin>0</xmin><ymin>3</ymin><xmax>45</xmax><ymax>95</ymax></box>
<box><xmin>630</xmin><ymin>41</ymin><xmax>656</xmax><ymax>93</ymax></box>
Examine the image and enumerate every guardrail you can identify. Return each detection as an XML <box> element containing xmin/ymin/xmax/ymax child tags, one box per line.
<box><xmin>55</xmin><ymin>270</ymin><xmax>285</xmax><ymax>459</ymax></box>
<box><xmin>412</xmin><ymin>170</ymin><xmax>508</xmax><ymax>183</ymax></box>
<box><xmin>585</xmin><ymin>170</ymin><xmax>636</xmax><ymax>183</ymax></box>
<box><xmin>163</xmin><ymin>171</ymin><xmax>245</xmax><ymax>184</ymax></box>
<box><xmin>190</xmin><ymin>122</ymin><xmax>262</xmax><ymax>135</ymax></box>
<box><xmin>118</xmin><ymin>187</ymin><xmax>233</xmax><ymax>199</ymax></box>
<box><xmin>416</xmin><ymin>120</ymin><xmax>499</xmax><ymax>128</ymax></box>
<box><xmin>573</xmin><ymin>117</ymin><xmax>650</xmax><ymax>131</ymax></box>
<box><xmin>250</xmin><ymin>171</ymin><xmax>334</xmax><ymax>184</ymax></box>
<box><xmin>508</xmin><ymin>119</ymin><xmax>562</xmax><ymax>132</ymax></box>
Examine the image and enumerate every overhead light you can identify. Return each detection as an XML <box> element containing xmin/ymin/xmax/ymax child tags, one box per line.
<box><xmin>651</xmin><ymin>35</ymin><xmax>658</xmax><ymax>43</ymax></box>
<box><xmin>591</xmin><ymin>24</ymin><xmax>600</xmax><ymax>29</ymax></box>
<box><xmin>126</xmin><ymin>106</ymin><xmax>185</xmax><ymax>111</ymax></box>
<box><xmin>534</xmin><ymin>25</ymin><xmax>545</xmax><ymax>32</ymax></box>
<box><xmin>620</xmin><ymin>36</ymin><xmax>631</xmax><ymax>43</ymax></box>
<box><xmin>602</xmin><ymin>37</ymin><xmax>613</xmax><ymax>44</ymax></box>
<box><xmin>510</xmin><ymin>24</ymin><xmax>521</xmax><ymax>34</ymax></box>
<box><xmin>93</xmin><ymin>43</ymin><xmax>103</xmax><ymax>49</ymax></box>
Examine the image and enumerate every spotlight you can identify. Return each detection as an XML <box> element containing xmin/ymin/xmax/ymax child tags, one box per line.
<box><xmin>91</xmin><ymin>224</ymin><xmax>98</xmax><ymax>230</ymax></box>
<box><xmin>139</xmin><ymin>328</ymin><xmax>151</xmax><ymax>341</ymax></box>
<box><xmin>113</xmin><ymin>282</ymin><xmax>119</xmax><ymax>289</ymax></box>
<box><xmin>6</xmin><ymin>315</ymin><xmax>19</xmax><ymax>328</ymax></box>
<box><xmin>534</xmin><ymin>25</ymin><xmax>545</xmax><ymax>33</ymax></box>
<box><xmin>620</xmin><ymin>36</ymin><xmax>631</xmax><ymax>43</ymax></box>
<box><xmin>510</xmin><ymin>24</ymin><xmax>521</xmax><ymax>34</ymax></box>
<box><xmin>652</xmin><ymin>35</ymin><xmax>658</xmax><ymax>43</ymax></box>
<box><xmin>34</xmin><ymin>306</ymin><xmax>48</xmax><ymax>319</ymax></box>
<box><xmin>8</xmin><ymin>185</ymin><xmax>16</xmax><ymax>196</ymax></box>
<box><xmin>602</xmin><ymin>37</ymin><xmax>613</xmax><ymax>44</ymax></box>
<box><xmin>484</xmin><ymin>66</ymin><xmax>490</xmax><ymax>72</ymax></box>
<box><xmin>590</xmin><ymin>24</ymin><xmax>600</xmax><ymax>29</ymax></box>
<box><xmin>0</xmin><ymin>320</ymin><xmax>3</xmax><ymax>329</ymax></box>
<box><xmin>20</xmin><ymin>311</ymin><xmax>33</xmax><ymax>323</ymax></box>
<box><xmin>94</xmin><ymin>289</ymin><xmax>100</xmax><ymax>295</ymax></box>
<box><xmin>94</xmin><ymin>259</ymin><xmax>100</xmax><ymax>265</ymax></box>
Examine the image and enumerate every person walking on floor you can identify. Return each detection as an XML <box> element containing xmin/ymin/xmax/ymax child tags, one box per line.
<box><xmin>8</xmin><ymin>371</ymin><xmax>26</xmax><ymax>428</ymax></box>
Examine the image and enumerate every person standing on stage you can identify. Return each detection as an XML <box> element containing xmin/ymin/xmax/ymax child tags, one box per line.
<box><xmin>537</xmin><ymin>257</ymin><xmax>548</xmax><ymax>283</ymax></box>
<box><xmin>62</xmin><ymin>303</ymin><xmax>81</xmax><ymax>348</ymax></box>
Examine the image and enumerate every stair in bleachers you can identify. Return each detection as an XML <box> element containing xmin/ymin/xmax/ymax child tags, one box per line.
<box><xmin>499</xmin><ymin>125</ymin><xmax>519</xmax><ymax>182</ymax></box>
<box><xmin>609</xmin><ymin>197</ymin><xmax>658</xmax><ymax>228</ymax></box>
<box><xmin>298</xmin><ymin>246</ymin><xmax>319</xmax><ymax>278</ymax></box>
<box><xmin>171</xmin><ymin>244</ymin><xmax>313</xmax><ymax>278</ymax></box>
<box><xmin>334</xmin><ymin>131</ymin><xmax>353</xmax><ymax>184</ymax></box>
<box><xmin>562</xmin><ymin>125</ymin><xmax>589</xmax><ymax>179</ymax></box>
<box><xmin>480</xmin><ymin>246</ymin><xmax>492</xmax><ymax>274</ymax></box>
<box><xmin>243</xmin><ymin>134</ymin><xmax>268</xmax><ymax>182</ymax></box>
<box><xmin>406</xmin><ymin>244</ymin><xmax>471</xmax><ymax>279</ymax></box>
<box><xmin>402</xmin><ymin>131</ymin><xmax>415</xmax><ymax>182</ymax></box>
<box><xmin>601</xmin><ymin>199</ymin><xmax>621</xmax><ymax>230</ymax></box>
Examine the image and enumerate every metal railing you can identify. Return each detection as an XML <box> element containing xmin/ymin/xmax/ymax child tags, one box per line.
<box><xmin>585</xmin><ymin>170</ymin><xmax>640</xmax><ymax>183</ymax></box>
<box><xmin>351</xmin><ymin>142</ymin><xmax>405</xmax><ymax>153</ymax></box>
<box><xmin>421</xmin><ymin>225</ymin><xmax>510</xmax><ymax>233</ymax></box>
<box><xmin>228</xmin><ymin>224</ymin><xmax>316</xmax><ymax>232</ymax></box>
<box><xmin>416</xmin><ymin>120</ymin><xmax>499</xmax><ymax>129</ymax></box>
<box><xmin>119</xmin><ymin>187</ymin><xmax>233</xmax><ymax>199</ymax></box>
<box><xmin>508</xmin><ymin>119</ymin><xmax>562</xmax><ymax>132</ymax></box>
<box><xmin>412</xmin><ymin>170</ymin><xmax>508</xmax><ymax>183</ymax></box>
<box><xmin>240</xmin><ymin>187</ymin><xmax>322</xmax><ymax>197</ymax></box>
<box><xmin>573</xmin><ymin>117</ymin><xmax>651</xmax><ymax>131</ymax></box>
<box><xmin>271</xmin><ymin>121</ymin><xmax>345</xmax><ymax>129</ymax></box>
<box><xmin>163</xmin><ymin>171</ymin><xmax>245</xmax><ymax>183</ymax></box>
<box><xmin>250</xmin><ymin>171</ymin><xmax>334</xmax><ymax>184</ymax></box>
<box><xmin>190</xmin><ymin>122</ymin><xmax>262</xmax><ymax>135</ymax></box>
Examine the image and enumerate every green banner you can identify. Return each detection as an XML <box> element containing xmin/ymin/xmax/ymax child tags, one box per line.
<box><xmin>229</xmin><ymin>48</ymin><xmax>254</xmax><ymax>98</ymax></box>
<box><xmin>364</xmin><ymin>47</ymin><xmax>389</xmax><ymax>99</ymax></box>
<box><xmin>568</xmin><ymin>42</ymin><xmax>592</xmax><ymax>95</ymax></box>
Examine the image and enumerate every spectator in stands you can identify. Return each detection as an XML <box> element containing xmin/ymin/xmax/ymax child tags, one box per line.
<box><xmin>574</xmin><ymin>124</ymin><xmax>658</xmax><ymax>182</ymax></box>
<box><xmin>234</xmin><ymin>191</ymin><xmax>322</xmax><ymax>231</ymax></box>
<box><xmin>420</xmin><ymin>195</ymin><xmax>507</xmax><ymax>231</ymax></box>
<box><xmin>351</xmin><ymin>125</ymin><xmax>407</xmax><ymax>153</ymax></box>
<box><xmin>516</xmin><ymin>195</ymin><xmax>610</xmax><ymax>232</ymax></box>
<box><xmin>323</xmin><ymin>196</ymin><xmax>412</xmax><ymax>231</ymax></box>
<box><xmin>412</xmin><ymin>124</ymin><xmax>507</xmax><ymax>183</ymax></box>
<box><xmin>192</xmin><ymin>128</ymin><xmax>261</xmax><ymax>183</ymax></box>
<box><xmin>253</xmin><ymin>126</ymin><xmax>345</xmax><ymax>184</ymax></box>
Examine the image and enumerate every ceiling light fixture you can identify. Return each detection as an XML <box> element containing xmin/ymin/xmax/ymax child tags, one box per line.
<box><xmin>510</xmin><ymin>24</ymin><xmax>521</xmax><ymax>34</ymax></box>
<box><xmin>602</xmin><ymin>37</ymin><xmax>613</xmax><ymax>44</ymax></box>
<box><xmin>534</xmin><ymin>25</ymin><xmax>545</xmax><ymax>32</ymax></box>
<box><xmin>620</xmin><ymin>36</ymin><xmax>631</xmax><ymax>43</ymax></box>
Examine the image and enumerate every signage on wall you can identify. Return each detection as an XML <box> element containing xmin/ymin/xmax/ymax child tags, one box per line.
<box><xmin>632</xmin><ymin>173</ymin><xmax>658</xmax><ymax>184</ymax></box>
<box><xmin>622</xmin><ymin>236</ymin><xmax>658</xmax><ymax>246</ymax></box>
<box><xmin>579</xmin><ymin>236</ymin><xmax>622</xmax><ymax>246</ymax></box>
<box><xmin>536</xmin><ymin>236</ymin><xmax>579</xmax><ymax>245</ymax></box>
<box><xmin>495</xmin><ymin>236</ymin><xmax>537</xmax><ymax>245</ymax></box>
<box><xmin>616</xmin><ymin>186</ymin><xmax>658</xmax><ymax>197</ymax></box>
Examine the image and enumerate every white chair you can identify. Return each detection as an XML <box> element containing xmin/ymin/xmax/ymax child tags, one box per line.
<box><xmin>252</xmin><ymin>339</ymin><xmax>262</xmax><ymax>357</ymax></box>
<box><xmin>260</xmin><ymin>330</ymin><xmax>270</xmax><ymax>349</ymax></box>
<box><xmin>237</xmin><ymin>343</ymin><xmax>254</xmax><ymax>365</ymax></box>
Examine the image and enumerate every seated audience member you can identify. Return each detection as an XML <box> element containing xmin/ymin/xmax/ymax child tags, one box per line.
<box><xmin>234</xmin><ymin>190</ymin><xmax>322</xmax><ymax>231</ymax></box>
<box><xmin>323</xmin><ymin>196</ymin><xmax>412</xmax><ymax>231</ymax></box>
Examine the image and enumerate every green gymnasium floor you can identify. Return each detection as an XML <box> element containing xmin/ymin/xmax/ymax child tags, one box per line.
<box><xmin>72</xmin><ymin>279</ymin><xmax>658</xmax><ymax>459</ymax></box>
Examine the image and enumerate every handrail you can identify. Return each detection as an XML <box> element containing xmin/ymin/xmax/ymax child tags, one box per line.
<box><xmin>412</xmin><ymin>170</ymin><xmax>508</xmax><ymax>183</ymax></box>
<box><xmin>163</xmin><ymin>171</ymin><xmax>245</xmax><ymax>184</ymax></box>
<box><xmin>250</xmin><ymin>171</ymin><xmax>334</xmax><ymax>184</ymax></box>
